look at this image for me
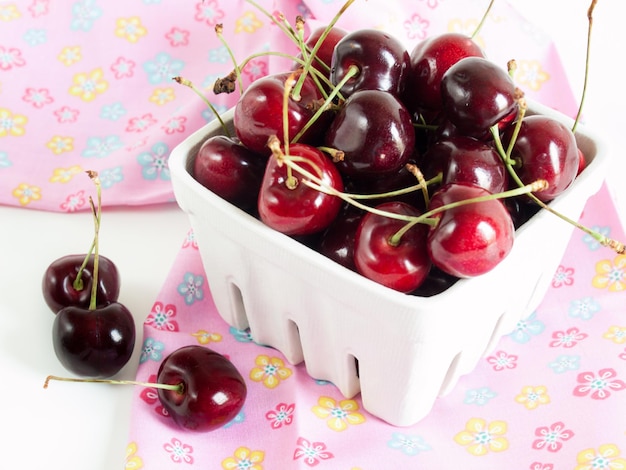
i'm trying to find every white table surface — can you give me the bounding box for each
[1,1,624,469]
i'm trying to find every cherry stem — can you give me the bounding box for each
[173,76,231,138]
[86,171,101,311]
[572,0,597,134]
[214,23,244,94]
[72,237,96,292]
[472,0,495,39]
[43,375,183,394]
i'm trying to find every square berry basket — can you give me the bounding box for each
[169,100,608,426]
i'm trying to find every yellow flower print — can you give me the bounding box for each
[512,60,550,92]
[0,3,21,21]
[191,329,222,345]
[592,255,626,292]
[0,108,27,137]
[12,183,41,206]
[221,446,265,470]
[124,442,143,469]
[514,385,551,410]
[69,68,108,102]
[149,87,175,106]
[603,326,626,345]
[575,443,626,470]
[58,46,82,66]
[46,136,74,155]
[454,417,509,456]
[311,396,366,431]
[249,355,292,389]
[115,17,148,43]
[50,165,82,183]
[235,11,263,34]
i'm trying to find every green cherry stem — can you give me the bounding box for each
[471,0,495,39]
[86,171,102,312]
[173,76,231,138]
[214,23,244,94]
[572,0,597,134]
[72,237,96,292]
[43,375,183,393]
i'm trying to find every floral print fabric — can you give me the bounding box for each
[126,182,626,469]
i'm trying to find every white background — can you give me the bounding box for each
[0,1,623,469]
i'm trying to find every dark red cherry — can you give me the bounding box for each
[405,32,485,113]
[233,71,330,155]
[329,28,410,98]
[324,89,415,178]
[42,254,120,314]
[193,135,266,212]
[427,183,515,278]
[297,25,348,74]
[354,201,431,293]
[157,345,247,432]
[318,204,363,271]
[503,115,579,202]
[440,56,518,139]
[52,301,136,378]
[258,143,344,236]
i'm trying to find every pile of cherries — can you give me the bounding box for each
[192,18,582,295]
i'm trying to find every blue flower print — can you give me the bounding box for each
[100,102,127,121]
[387,432,431,456]
[140,337,165,363]
[143,52,185,84]
[568,296,601,321]
[23,29,47,46]
[81,135,124,158]
[99,166,124,189]
[229,326,254,343]
[201,105,228,123]
[137,142,170,181]
[463,387,497,406]
[177,272,204,305]
[223,409,245,428]
[508,311,545,344]
[207,46,231,64]
[582,226,611,250]
[71,0,103,31]
[0,151,11,169]
[548,354,580,374]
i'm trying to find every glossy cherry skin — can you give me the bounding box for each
[43,254,120,314]
[440,56,518,139]
[405,32,485,113]
[318,204,362,271]
[297,25,348,75]
[52,301,136,378]
[427,183,515,278]
[324,89,416,178]
[421,136,508,194]
[233,72,330,155]
[503,115,579,202]
[258,143,344,236]
[354,201,431,293]
[330,28,410,98]
[193,135,266,212]
[157,345,247,432]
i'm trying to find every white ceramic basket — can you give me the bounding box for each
[169,101,608,426]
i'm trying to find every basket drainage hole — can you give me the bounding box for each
[228,281,250,330]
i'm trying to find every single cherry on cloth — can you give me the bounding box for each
[503,114,580,202]
[52,301,136,378]
[427,182,515,278]
[258,141,344,236]
[354,201,431,293]
[43,253,120,314]
[193,135,266,213]
[157,345,247,432]
[329,28,411,98]
[325,89,416,179]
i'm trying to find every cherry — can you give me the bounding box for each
[440,56,518,139]
[157,345,247,432]
[317,204,362,271]
[404,32,485,114]
[354,201,431,293]
[193,135,266,213]
[52,302,136,378]
[329,28,410,98]
[324,89,416,178]
[503,114,579,202]
[296,25,348,75]
[42,253,120,314]
[258,140,344,236]
[233,71,330,155]
[426,182,515,278]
